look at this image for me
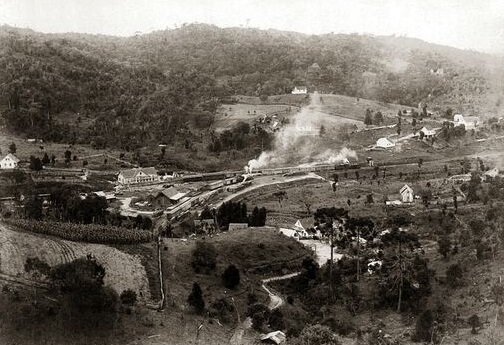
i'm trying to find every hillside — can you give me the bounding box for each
[0,24,502,159]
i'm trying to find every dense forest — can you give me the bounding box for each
[0,24,500,150]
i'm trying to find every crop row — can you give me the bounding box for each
[4,219,153,244]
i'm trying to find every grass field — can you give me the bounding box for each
[0,222,152,303]
[214,103,298,132]
[319,93,415,123]
[161,228,311,314]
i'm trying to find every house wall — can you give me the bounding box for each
[0,158,18,169]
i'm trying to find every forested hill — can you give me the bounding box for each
[0,24,502,150]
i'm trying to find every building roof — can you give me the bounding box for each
[376,137,395,147]
[464,116,480,123]
[194,219,215,226]
[400,184,413,193]
[119,167,158,179]
[158,187,187,201]
[484,168,499,178]
[419,127,436,136]
[228,223,248,230]
[294,220,305,230]
[1,153,20,163]
[260,331,286,344]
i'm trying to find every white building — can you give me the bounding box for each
[418,127,436,139]
[0,153,20,169]
[400,184,414,203]
[117,167,160,185]
[291,86,307,95]
[453,114,480,130]
[376,137,395,149]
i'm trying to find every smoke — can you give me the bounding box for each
[247,92,357,170]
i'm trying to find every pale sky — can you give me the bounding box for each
[1,0,504,54]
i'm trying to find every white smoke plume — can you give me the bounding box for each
[247,92,357,170]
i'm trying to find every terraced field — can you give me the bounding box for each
[0,223,151,302]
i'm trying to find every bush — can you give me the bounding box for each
[446,263,464,288]
[208,298,235,324]
[293,324,341,345]
[120,289,137,306]
[322,311,355,336]
[413,309,434,342]
[191,241,217,273]
[246,303,270,331]
[468,314,481,334]
[187,282,205,314]
[222,264,240,289]
[269,309,285,330]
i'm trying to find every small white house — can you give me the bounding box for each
[0,153,20,169]
[453,114,480,130]
[400,184,414,203]
[376,137,395,149]
[418,127,436,139]
[291,86,307,95]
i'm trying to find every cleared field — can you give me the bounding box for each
[319,93,415,123]
[214,103,297,131]
[0,223,152,302]
[0,129,126,171]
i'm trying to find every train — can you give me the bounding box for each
[178,162,363,184]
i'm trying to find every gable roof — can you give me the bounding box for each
[156,187,187,201]
[119,167,157,179]
[419,127,436,135]
[261,331,286,344]
[464,116,480,123]
[228,223,248,230]
[400,184,413,193]
[1,153,20,163]
[194,219,215,226]
[294,220,305,230]
[376,137,394,147]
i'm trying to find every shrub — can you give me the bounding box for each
[187,282,205,314]
[446,263,464,288]
[191,241,217,273]
[438,235,451,259]
[120,289,137,306]
[413,309,434,342]
[269,309,285,330]
[246,303,270,331]
[222,264,240,289]
[468,314,481,334]
[208,298,235,324]
[293,324,341,345]
[247,292,258,305]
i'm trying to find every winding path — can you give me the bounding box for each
[261,272,300,309]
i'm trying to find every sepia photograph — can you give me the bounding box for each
[0,0,504,344]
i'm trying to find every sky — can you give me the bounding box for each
[1,0,504,54]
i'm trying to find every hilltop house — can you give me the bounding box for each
[291,86,307,95]
[376,137,395,149]
[400,184,414,203]
[117,167,160,185]
[0,154,20,169]
[453,114,480,130]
